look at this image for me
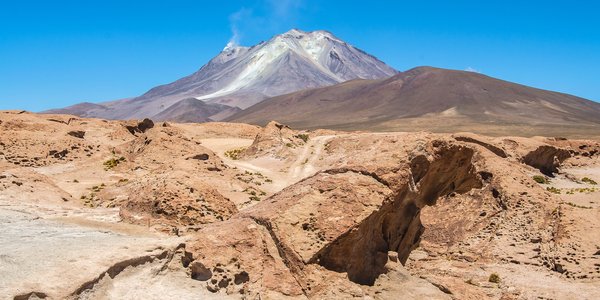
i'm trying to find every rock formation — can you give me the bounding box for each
[1,110,599,299]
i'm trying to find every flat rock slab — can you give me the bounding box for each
[0,199,182,299]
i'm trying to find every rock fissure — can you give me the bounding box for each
[454,136,508,158]
[248,216,310,296]
[13,292,48,300]
[308,145,483,285]
[71,248,170,296]
[322,167,391,187]
[522,145,570,176]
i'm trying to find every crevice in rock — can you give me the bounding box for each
[13,292,48,300]
[522,145,570,176]
[322,168,391,187]
[308,145,483,285]
[454,136,507,158]
[428,281,453,295]
[47,117,76,125]
[249,216,309,297]
[155,243,188,275]
[190,261,213,281]
[410,155,430,184]
[491,187,507,210]
[71,248,170,296]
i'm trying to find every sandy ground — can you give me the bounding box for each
[200,135,335,194]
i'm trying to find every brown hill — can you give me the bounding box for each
[43,101,113,118]
[228,67,600,137]
[151,98,241,123]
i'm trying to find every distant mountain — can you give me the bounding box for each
[44,102,115,118]
[152,98,241,123]
[227,67,600,136]
[47,29,397,120]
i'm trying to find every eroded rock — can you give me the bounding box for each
[119,173,238,230]
[453,134,507,158]
[125,118,155,135]
[242,121,306,159]
[522,145,571,176]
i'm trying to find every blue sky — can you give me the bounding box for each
[1,0,599,111]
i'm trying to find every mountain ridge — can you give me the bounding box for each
[46,29,397,121]
[227,66,600,137]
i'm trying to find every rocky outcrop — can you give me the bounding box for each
[312,144,482,285]
[185,141,484,296]
[453,134,507,158]
[242,121,309,159]
[120,124,227,173]
[522,145,571,176]
[125,118,155,135]
[119,172,238,231]
[3,111,600,299]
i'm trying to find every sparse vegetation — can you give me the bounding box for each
[582,177,598,185]
[81,192,99,208]
[103,156,126,170]
[562,202,592,209]
[488,273,501,283]
[295,134,309,143]
[324,141,332,153]
[73,179,79,183]
[236,175,251,184]
[242,186,267,201]
[546,187,561,194]
[235,170,271,186]
[533,175,549,184]
[564,187,597,194]
[224,147,246,160]
[286,142,294,148]
[91,184,106,193]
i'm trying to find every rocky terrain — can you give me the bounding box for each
[1,110,600,299]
